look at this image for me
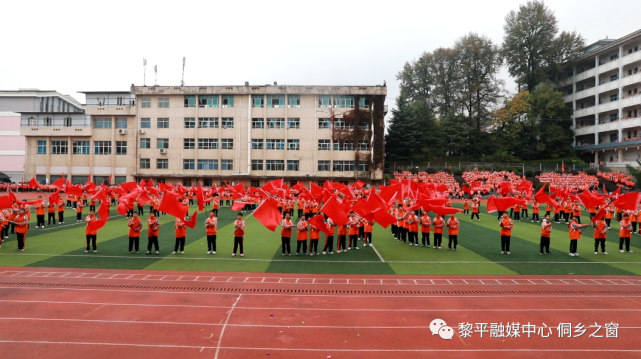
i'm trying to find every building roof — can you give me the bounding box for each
[131,84,387,96]
[578,29,641,59]
[0,89,83,107]
[77,91,134,94]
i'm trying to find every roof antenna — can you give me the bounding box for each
[143,58,147,86]
[181,57,186,86]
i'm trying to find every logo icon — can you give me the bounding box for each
[430,318,453,340]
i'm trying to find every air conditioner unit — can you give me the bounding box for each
[118,129,127,135]
[159,148,167,154]
[138,129,145,134]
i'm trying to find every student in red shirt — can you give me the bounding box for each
[173,217,187,255]
[296,215,309,256]
[12,208,29,251]
[47,199,56,226]
[420,212,431,247]
[593,216,609,255]
[35,197,45,228]
[280,213,294,256]
[232,212,245,257]
[205,210,218,255]
[433,214,444,249]
[309,221,320,255]
[85,210,99,253]
[347,212,360,250]
[499,212,513,254]
[337,223,347,253]
[446,213,460,251]
[619,214,633,253]
[127,212,143,253]
[568,216,588,256]
[363,218,373,247]
[322,216,335,255]
[146,212,160,255]
[540,214,552,255]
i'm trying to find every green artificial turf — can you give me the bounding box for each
[1,204,640,275]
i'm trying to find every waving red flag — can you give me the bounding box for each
[320,196,349,225]
[52,177,66,190]
[253,197,281,232]
[612,192,641,211]
[48,188,61,206]
[65,184,83,197]
[231,201,248,211]
[0,195,12,209]
[367,193,389,213]
[353,180,365,189]
[308,214,332,236]
[195,183,206,211]
[184,210,198,229]
[137,191,152,206]
[610,187,621,198]
[426,205,464,216]
[373,209,396,228]
[87,201,110,232]
[159,182,174,192]
[310,182,326,201]
[28,177,41,189]
[577,191,605,209]
[351,198,373,218]
[591,206,607,223]
[158,193,188,219]
[516,180,533,192]
[533,186,558,208]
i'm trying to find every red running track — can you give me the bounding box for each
[0,266,640,359]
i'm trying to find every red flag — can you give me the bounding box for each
[252,197,281,232]
[87,201,110,232]
[231,201,248,211]
[307,214,331,236]
[470,181,482,188]
[65,184,83,197]
[8,189,17,204]
[499,182,512,196]
[146,178,154,187]
[86,174,92,184]
[379,184,400,203]
[52,177,66,189]
[0,195,12,209]
[435,184,449,193]
[120,181,138,193]
[184,210,198,229]
[116,201,128,216]
[158,193,188,219]
[159,182,174,192]
[28,177,41,189]
[320,196,349,225]
[108,173,113,184]
[610,187,621,198]
[339,186,354,201]
[367,193,389,213]
[577,191,605,209]
[373,209,396,228]
[426,205,464,216]
[534,186,558,208]
[323,180,333,191]
[516,180,532,192]
[310,182,326,201]
[351,198,373,217]
[612,192,641,211]
[48,189,61,206]
[195,183,206,211]
[353,180,365,189]
[139,179,146,188]
[591,206,607,223]
[137,191,152,206]
[92,188,107,202]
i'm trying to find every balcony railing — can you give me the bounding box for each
[21,118,91,127]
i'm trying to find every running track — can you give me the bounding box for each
[0,267,640,358]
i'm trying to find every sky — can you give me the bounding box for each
[1,0,640,124]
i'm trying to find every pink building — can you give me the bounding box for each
[0,112,25,183]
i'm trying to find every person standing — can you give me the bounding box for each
[127,212,142,253]
[296,215,309,256]
[572,201,582,224]
[212,196,219,217]
[84,210,98,253]
[605,203,614,228]
[396,205,407,243]
[322,216,335,255]
[280,213,294,256]
[76,200,84,222]
[57,199,66,224]
[406,210,419,247]
[0,210,5,248]
[89,197,96,212]
[531,200,540,223]
[173,216,186,255]
[363,218,373,247]
[309,222,320,255]
[12,208,29,251]
[471,201,480,221]
[433,214,444,249]
[205,210,218,255]
[47,199,56,226]
[137,199,144,216]
[337,223,347,253]
[347,212,360,250]
[629,209,638,235]
[446,213,459,251]
[463,200,470,215]
[146,212,160,255]
[593,216,609,255]
[232,212,245,257]
[568,215,588,256]
[420,211,431,247]
[522,199,529,219]
[619,214,633,253]
[34,197,45,228]
[540,214,552,255]
[499,212,514,254]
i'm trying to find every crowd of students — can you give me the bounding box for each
[536,172,599,191]
[598,171,635,189]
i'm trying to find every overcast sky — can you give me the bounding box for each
[2,0,640,123]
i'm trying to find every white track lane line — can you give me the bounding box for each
[214,294,241,359]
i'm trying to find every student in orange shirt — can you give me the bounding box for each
[35,197,46,228]
[593,216,609,255]
[337,223,347,253]
[363,218,373,247]
[280,213,294,256]
[173,216,187,255]
[1,209,9,241]
[296,215,309,256]
[47,199,56,226]
[420,212,431,247]
[212,195,220,217]
[146,212,160,255]
[446,213,459,251]
[568,215,588,256]
[396,205,407,243]
[619,214,633,253]
[309,221,320,255]
[11,208,29,251]
[205,210,218,255]
[85,210,99,253]
[499,212,514,254]
[75,200,84,222]
[531,199,540,223]
[604,204,614,228]
[433,214,444,249]
[471,202,480,221]
[463,200,470,215]
[127,212,143,253]
[322,216,335,255]
[540,214,552,255]
[232,212,245,257]
[347,212,360,250]
[57,199,66,224]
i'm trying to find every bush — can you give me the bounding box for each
[535,170,542,176]
[570,170,579,175]
[441,168,453,174]
[425,167,437,174]
[525,170,534,177]
[452,169,463,176]
[586,168,597,176]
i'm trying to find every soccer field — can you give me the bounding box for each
[2,204,640,276]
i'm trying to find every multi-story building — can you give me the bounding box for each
[557,30,641,171]
[0,89,83,183]
[22,84,387,186]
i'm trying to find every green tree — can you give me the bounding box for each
[409,99,444,159]
[385,94,423,162]
[529,82,574,158]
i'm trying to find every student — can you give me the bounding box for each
[568,215,588,256]
[322,216,335,255]
[572,201,582,224]
[363,218,373,247]
[137,199,144,216]
[57,199,66,224]
[11,208,29,251]
[309,222,320,255]
[499,212,513,254]
[0,210,5,248]
[605,203,614,228]
[34,197,45,228]
[146,212,160,255]
[280,213,294,256]
[619,214,633,253]
[173,216,186,255]
[629,209,638,235]
[337,223,347,253]
[540,214,552,255]
[420,211,431,247]
[347,212,360,250]
[205,210,218,255]
[545,203,552,217]
[433,214,444,249]
[531,200,540,223]
[47,199,56,226]
[127,212,143,253]
[76,200,84,222]
[513,204,521,222]
[446,213,459,251]
[521,199,529,219]
[212,195,219,217]
[471,201,480,221]
[89,197,96,212]
[593,216,609,255]
[232,212,245,257]
[406,210,419,246]
[296,215,309,256]
[396,205,407,243]
[463,200,470,215]
[84,210,98,253]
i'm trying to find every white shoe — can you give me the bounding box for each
[172,251,177,254]
[569,253,575,256]
[84,250,89,253]
[329,252,334,254]
[355,247,359,250]
[501,251,504,254]
[155,251,160,255]
[212,251,216,254]
[621,250,624,253]
[575,253,579,256]
[240,254,244,257]
[595,252,598,255]
[438,246,441,249]
[322,251,326,255]
[603,252,608,255]
[232,253,236,257]
[207,251,211,254]
[93,250,97,253]
[180,251,184,254]
[507,251,511,254]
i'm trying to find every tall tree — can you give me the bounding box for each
[529,82,574,158]
[396,53,434,103]
[385,94,423,163]
[429,47,461,117]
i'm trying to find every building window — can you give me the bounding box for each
[72,141,90,154]
[141,118,151,128]
[318,160,331,171]
[610,74,619,82]
[334,140,354,151]
[198,117,219,128]
[141,98,151,108]
[358,162,369,172]
[183,179,192,186]
[184,138,195,149]
[267,95,285,108]
[360,122,370,130]
[140,138,151,148]
[115,118,127,128]
[252,139,264,150]
[204,179,212,187]
[199,95,219,108]
[221,138,233,150]
[266,139,285,150]
[198,159,218,170]
[157,118,169,128]
[610,94,618,102]
[287,139,300,150]
[114,141,126,155]
[116,97,123,106]
[358,96,370,109]
[319,95,331,108]
[184,95,196,107]
[184,117,196,128]
[358,140,370,151]
[198,138,218,149]
[252,118,264,129]
[183,159,195,170]
[287,160,299,171]
[94,118,111,128]
[221,117,234,129]
[159,97,170,108]
[610,114,617,122]
[63,117,72,127]
[334,95,354,108]
[221,159,233,170]
[318,139,331,150]
[157,159,169,169]
[222,95,234,107]
[318,118,331,129]
[266,160,285,171]
[94,141,112,155]
[140,158,150,169]
[251,180,260,187]
[288,95,300,108]
[157,138,169,149]
[51,140,68,155]
[333,160,354,172]
[252,95,264,108]
[334,118,353,129]
[251,160,263,170]
[37,140,47,154]
[267,118,285,129]
[44,117,52,126]
[287,118,300,129]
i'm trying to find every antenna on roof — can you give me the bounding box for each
[154,65,158,86]
[143,58,147,86]
[181,57,186,86]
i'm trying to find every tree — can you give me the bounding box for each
[396,53,434,103]
[429,47,461,117]
[529,82,574,158]
[409,99,444,159]
[385,94,423,162]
